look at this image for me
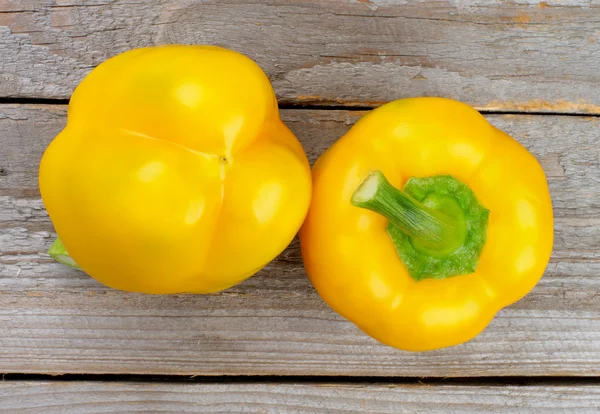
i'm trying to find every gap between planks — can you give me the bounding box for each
[2,373,600,386]
[2,97,600,117]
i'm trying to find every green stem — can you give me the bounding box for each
[48,238,80,270]
[351,171,462,253]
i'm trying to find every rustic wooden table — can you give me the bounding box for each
[1,0,600,412]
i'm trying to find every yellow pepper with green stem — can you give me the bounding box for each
[300,97,553,351]
[39,45,312,294]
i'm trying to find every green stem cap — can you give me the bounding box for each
[48,238,80,270]
[351,171,489,281]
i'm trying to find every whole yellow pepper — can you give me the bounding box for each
[40,45,311,294]
[300,98,553,351]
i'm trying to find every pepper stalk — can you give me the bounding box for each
[351,170,489,281]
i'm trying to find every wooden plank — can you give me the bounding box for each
[0,104,599,376]
[1,1,600,113]
[1,381,599,413]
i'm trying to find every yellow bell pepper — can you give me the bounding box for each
[300,97,553,351]
[39,45,311,294]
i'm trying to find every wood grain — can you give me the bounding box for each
[2,381,600,413]
[1,105,599,376]
[1,1,600,113]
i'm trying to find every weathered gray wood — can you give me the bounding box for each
[2,381,600,413]
[0,105,599,376]
[1,1,600,113]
